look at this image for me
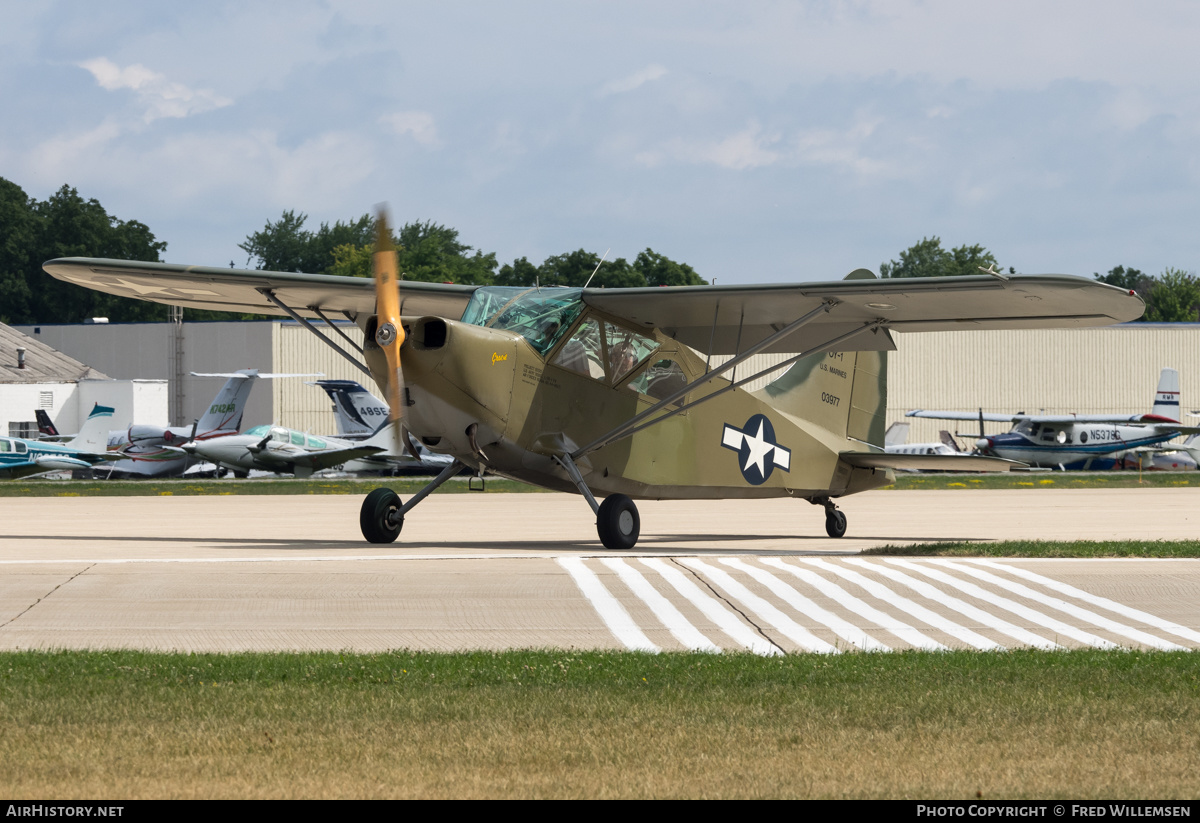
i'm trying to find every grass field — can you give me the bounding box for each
[866,539,1200,557]
[3,470,1198,497]
[1,648,1197,799]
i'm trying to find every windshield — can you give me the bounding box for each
[460,286,584,356]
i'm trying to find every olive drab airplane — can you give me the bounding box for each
[907,367,1200,470]
[44,217,1144,548]
[0,403,116,479]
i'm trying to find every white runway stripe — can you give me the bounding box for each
[964,559,1200,646]
[884,559,1118,649]
[679,559,839,653]
[797,558,1002,650]
[845,559,1062,650]
[639,558,781,655]
[719,558,891,651]
[929,559,1186,651]
[761,558,948,651]
[556,557,659,652]
[599,558,721,653]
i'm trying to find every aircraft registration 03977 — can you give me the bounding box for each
[44,228,1144,548]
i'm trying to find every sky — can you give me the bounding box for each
[3,1,1199,284]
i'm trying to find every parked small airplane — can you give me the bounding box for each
[182,422,403,478]
[882,421,975,471]
[0,403,117,479]
[98,369,288,478]
[310,378,458,474]
[907,368,1200,470]
[44,215,1144,546]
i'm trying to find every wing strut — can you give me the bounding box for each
[570,299,844,459]
[311,306,364,354]
[258,288,371,377]
[574,318,888,458]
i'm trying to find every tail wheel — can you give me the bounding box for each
[825,509,847,538]
[361,488,402,543]
[597,494,640,550]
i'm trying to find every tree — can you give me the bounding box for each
[239,211,374,273]
[879,236,1000,278]
[1145,268,1200,323]
[0,178,35,324]
[28,184,169,323]
[634,248,706,287]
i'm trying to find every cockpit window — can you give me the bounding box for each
[460,286,585,356]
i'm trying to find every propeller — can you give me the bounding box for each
[373,206,406,442]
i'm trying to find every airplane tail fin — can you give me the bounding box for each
[1152,367,1181,421]
[884,421,909,447]
[193,370,260,435]
[939,430,961,452]
[35,409,59,437]
[66,404,115,453]
[309,379,389,438]
[762,270,889,445]
[762,345,888,445]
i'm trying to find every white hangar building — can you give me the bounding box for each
[0,323,165,438]
[15,318,1200,447]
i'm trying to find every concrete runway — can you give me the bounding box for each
[1,488,1198,653]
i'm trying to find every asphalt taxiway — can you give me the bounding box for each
[1,488,1197,653]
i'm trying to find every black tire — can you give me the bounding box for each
[825,509,847,538]
[233,470,249,479]
[597,494,640,550]
[361,488,403,544]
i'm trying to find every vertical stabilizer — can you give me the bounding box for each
[1153,367,1181,421]
[311,380,389,438]
[195,370,259,435]
[66,404,115,453]
[762,270,890,446]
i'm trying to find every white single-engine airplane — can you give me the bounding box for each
[44,220,1144,547]
[907,368,1199,470]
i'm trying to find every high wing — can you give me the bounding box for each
[44,259,1143,355]
[582,269,1144,353]
[908,409,1200,433]
[42,258,477,321]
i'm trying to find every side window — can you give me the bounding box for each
[15,441,27,454]
[552,317,607,380]
[605,326,658,384]
[627,357,688,402]
[0,440,9,453]
[290,430,306,447]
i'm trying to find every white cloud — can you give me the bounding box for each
[598,64,668,97]
[381,111,439,147]
[79,57,232,122]
[638,121,782,170]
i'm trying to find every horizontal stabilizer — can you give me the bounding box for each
[839,451,1025,472]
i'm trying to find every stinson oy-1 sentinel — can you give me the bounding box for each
[45,215,1143,548]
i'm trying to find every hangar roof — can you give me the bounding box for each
[0,323,109,384]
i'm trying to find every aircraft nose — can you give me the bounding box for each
[975,437,992,451]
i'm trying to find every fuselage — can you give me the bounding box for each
[977,420,1181,469]
[369,286,891,501]
[0,436,109,478]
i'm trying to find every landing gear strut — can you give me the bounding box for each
[811,496,847,538]
[555,453,641,550]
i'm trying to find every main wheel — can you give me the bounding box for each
[361,488,403,544]
[825,509,847,538]
[596,494,640,550]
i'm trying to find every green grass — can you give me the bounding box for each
[1,649,1197,799]
[888,471,1200,490]
[864,539,1200,557]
